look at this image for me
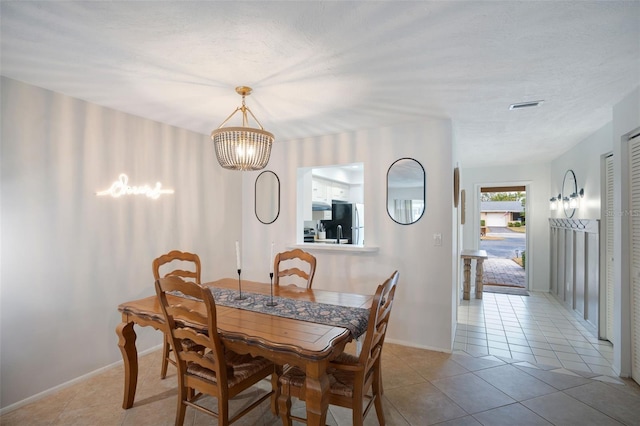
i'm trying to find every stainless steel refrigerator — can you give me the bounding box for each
[321,202,364,245]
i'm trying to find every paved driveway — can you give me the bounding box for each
[480,227,526,258]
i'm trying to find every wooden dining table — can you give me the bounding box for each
[116,277,372,426]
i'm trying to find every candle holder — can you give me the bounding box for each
[235,269,247,300]
[265,272,277,307]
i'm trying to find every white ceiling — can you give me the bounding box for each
[1,1,638,167]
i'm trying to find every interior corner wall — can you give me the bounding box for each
[0,77,242,409]
[240,119,455,353]
[460,163,551,292]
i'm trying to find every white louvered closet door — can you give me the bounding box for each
[605,155,614,341]
[630,135,640,384]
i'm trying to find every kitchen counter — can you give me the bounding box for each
[310,239,349,244]
[292,243,379,253]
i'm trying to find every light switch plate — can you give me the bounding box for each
[434,233,442,246]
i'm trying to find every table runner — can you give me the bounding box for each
[208,287,370,339]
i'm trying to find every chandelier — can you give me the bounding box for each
[211,86,274,171]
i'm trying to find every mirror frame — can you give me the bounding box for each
[386,157,426,225]
[562,169,577,218]
[453,167,460,207]
[254,170,280,224]
[461,189,466,225]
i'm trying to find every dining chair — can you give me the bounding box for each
[155,276,276,426]
[273,248,317,288]
[152,250,202,379]
[277,270,399,426]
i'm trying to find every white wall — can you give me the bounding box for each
[550,122,612,220]
[240,120,455,352]
[0,78,242,409]
[460,163,551,292]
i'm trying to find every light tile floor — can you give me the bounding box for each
[456,291,616,377]
[2,292,639,425]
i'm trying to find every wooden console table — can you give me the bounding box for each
[461,249,488,300]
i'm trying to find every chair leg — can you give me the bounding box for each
[161,336,171,379]
[373,362,385,424]
[218,398,229,426]
[278,392,293,426]
[186,387,195,402]
[352,398,364,426]
[375,359,384,395]
[373,395,385,425]
[175,385,187,426]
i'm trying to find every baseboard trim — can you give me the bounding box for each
[0,344,162,415]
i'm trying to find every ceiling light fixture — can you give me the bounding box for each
[211,86,274,171]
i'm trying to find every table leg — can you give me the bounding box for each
[304,361,330,426]
[271,364,283,416]
[116,321,138,409]
[463,258,471,300]
[475,259,484,299]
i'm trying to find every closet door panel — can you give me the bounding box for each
[564,229,574,309]
[586,232,599,328]
[575,232,586,317]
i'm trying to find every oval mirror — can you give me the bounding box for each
[562,169,577,218]
[387,158,426,224]
[255,171,280,224]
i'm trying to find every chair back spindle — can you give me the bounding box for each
[273,249,317,288]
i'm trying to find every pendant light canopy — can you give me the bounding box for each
[211,86,274,171]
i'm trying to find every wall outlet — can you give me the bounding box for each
[434,233,442,246]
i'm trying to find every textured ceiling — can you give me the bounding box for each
[1,1,639,167]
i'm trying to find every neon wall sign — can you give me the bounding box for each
[96,174,174,199]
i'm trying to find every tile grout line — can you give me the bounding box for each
[456,291,616,378]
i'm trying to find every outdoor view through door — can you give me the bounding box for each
[479,186,528,295]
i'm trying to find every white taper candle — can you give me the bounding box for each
[269,242,274,274]
[235,241,241,270]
